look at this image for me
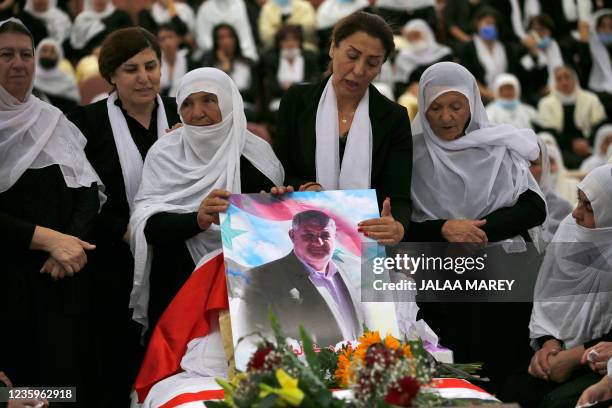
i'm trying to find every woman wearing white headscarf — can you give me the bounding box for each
[316,0,368,31]
[70,0,132,57]
[579,10,612,96]
[33,38,80,112]
[580,124,612,173]
[23,0,72,44]
[129,67,284,333]
[0,18,102,402]
[138,0,195,37]
[537,65,606,169]
[538,131,580,206]
[510,164,612,408]
[486,73,538,129]
[410,61,547,393]
[528,136,573,252]
[394,19,452,88]
[195,0,258,62]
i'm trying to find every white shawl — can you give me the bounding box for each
[0,18,101,197]
[411,62,544,225]
[376,0,434,11]
[160,48,189,98]
[530,164,612,349]
[152,1,196,32]
[24,0,72,43]
[315,76,372,190]
[485,73,538,129]
[473,35,508,88]
[129,68,284,328]
[395,19,451,84]
[580,124,612,173]
[34,39,80,103]
[588,9,612,93]
[315,0,368,30]
[106,92,169,212]
[70,0,115,50]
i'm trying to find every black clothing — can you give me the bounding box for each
[144,156,275,332]
[262,48,320,105]
[15,11,49,46]
[34,89,78,114]
[0,165,99,407]
[67,96,180,407]
[443,0,485,52]
[274,77,413,237]
[373,5,437,34]
[76,9,133,58]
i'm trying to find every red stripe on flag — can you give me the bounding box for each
[159,389,225,408]
[430,378,490,393]
[135,253,229,403]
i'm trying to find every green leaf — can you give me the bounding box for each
[299,325,321,375]
[257,393,279,408]
[204,401,230,408]
[268,310,286,346]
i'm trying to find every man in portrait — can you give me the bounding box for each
[239,210,364,346]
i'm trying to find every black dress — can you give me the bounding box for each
[410,190,547,395]
[67,96,180,408]
[144,158,275,333]
[0,165,99,407]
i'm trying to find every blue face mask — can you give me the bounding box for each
[598,32,612,46]
[479,25,498,41]
[337,0,354,3]
[538,36,552,50]
[497,99,519,110]
[274,0,290,6]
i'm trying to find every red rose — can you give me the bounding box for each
[384,376,420,406]
[247,345,274,371]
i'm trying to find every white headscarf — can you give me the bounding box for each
[411,62,544,235]
[195,0,258,62]
[530,164,612,349]
[315,76,372,190]
[486,73,537,129]
[0,19,102,197]
[529,137,573,251]
[394,19,452,84]
[70,0,116,50]
[152,1,195,32]
[129,68,284,328]
[315,0,368,30]
[473,35,508,88]
[539,131,580,205]
[24,0,72,43]
[588,9,612,93]
[34,38,80,102]
[580,124,612,173]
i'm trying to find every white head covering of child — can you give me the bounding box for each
[34,38,80,102]
[411,62,544,229]
[129,67,284,329]
[530,164,612,349]
[0,19,102,198]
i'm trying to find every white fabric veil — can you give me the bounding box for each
[588,9,612,93]
[129,68,284,329]
[34,38,80,102]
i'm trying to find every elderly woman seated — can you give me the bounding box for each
[504,164,612,407]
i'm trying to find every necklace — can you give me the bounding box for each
[340,110,355,124]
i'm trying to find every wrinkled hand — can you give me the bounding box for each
[298,182,323,192]
[269,185,294,195]
[577,376,612,407]
[358,197,404,245]
[441,219,487,243]
[198,189,231,230]
[581,342,612,375]
[572,138,592,157]
[528,339,562,380]
[41,256,72,280]
[38,228,95,275]
[165,122,183,133]
[547,346,583,383]
[8,398,49,408]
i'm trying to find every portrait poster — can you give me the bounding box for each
[219,189,399,370]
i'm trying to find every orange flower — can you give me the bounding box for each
[383,334,400,350]
[354,331,381,361]
[334,347,354,387]
[401,344,412,358]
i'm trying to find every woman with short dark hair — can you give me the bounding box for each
[67,26,180,407]
[275,11,412,245]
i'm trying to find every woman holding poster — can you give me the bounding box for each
[274,11,412,246]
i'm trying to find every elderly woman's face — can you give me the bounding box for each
[425,91,471,141]
[554,68,576,95]
[572,189,596,228]
[180,91,222,126]
[329,31,385,101]
[110,48,161,106]
[0,32,34,102]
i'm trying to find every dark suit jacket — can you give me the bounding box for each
[241,251,362,347]
[274,78,413,238]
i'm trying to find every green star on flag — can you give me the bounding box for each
[221,215,247,250]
